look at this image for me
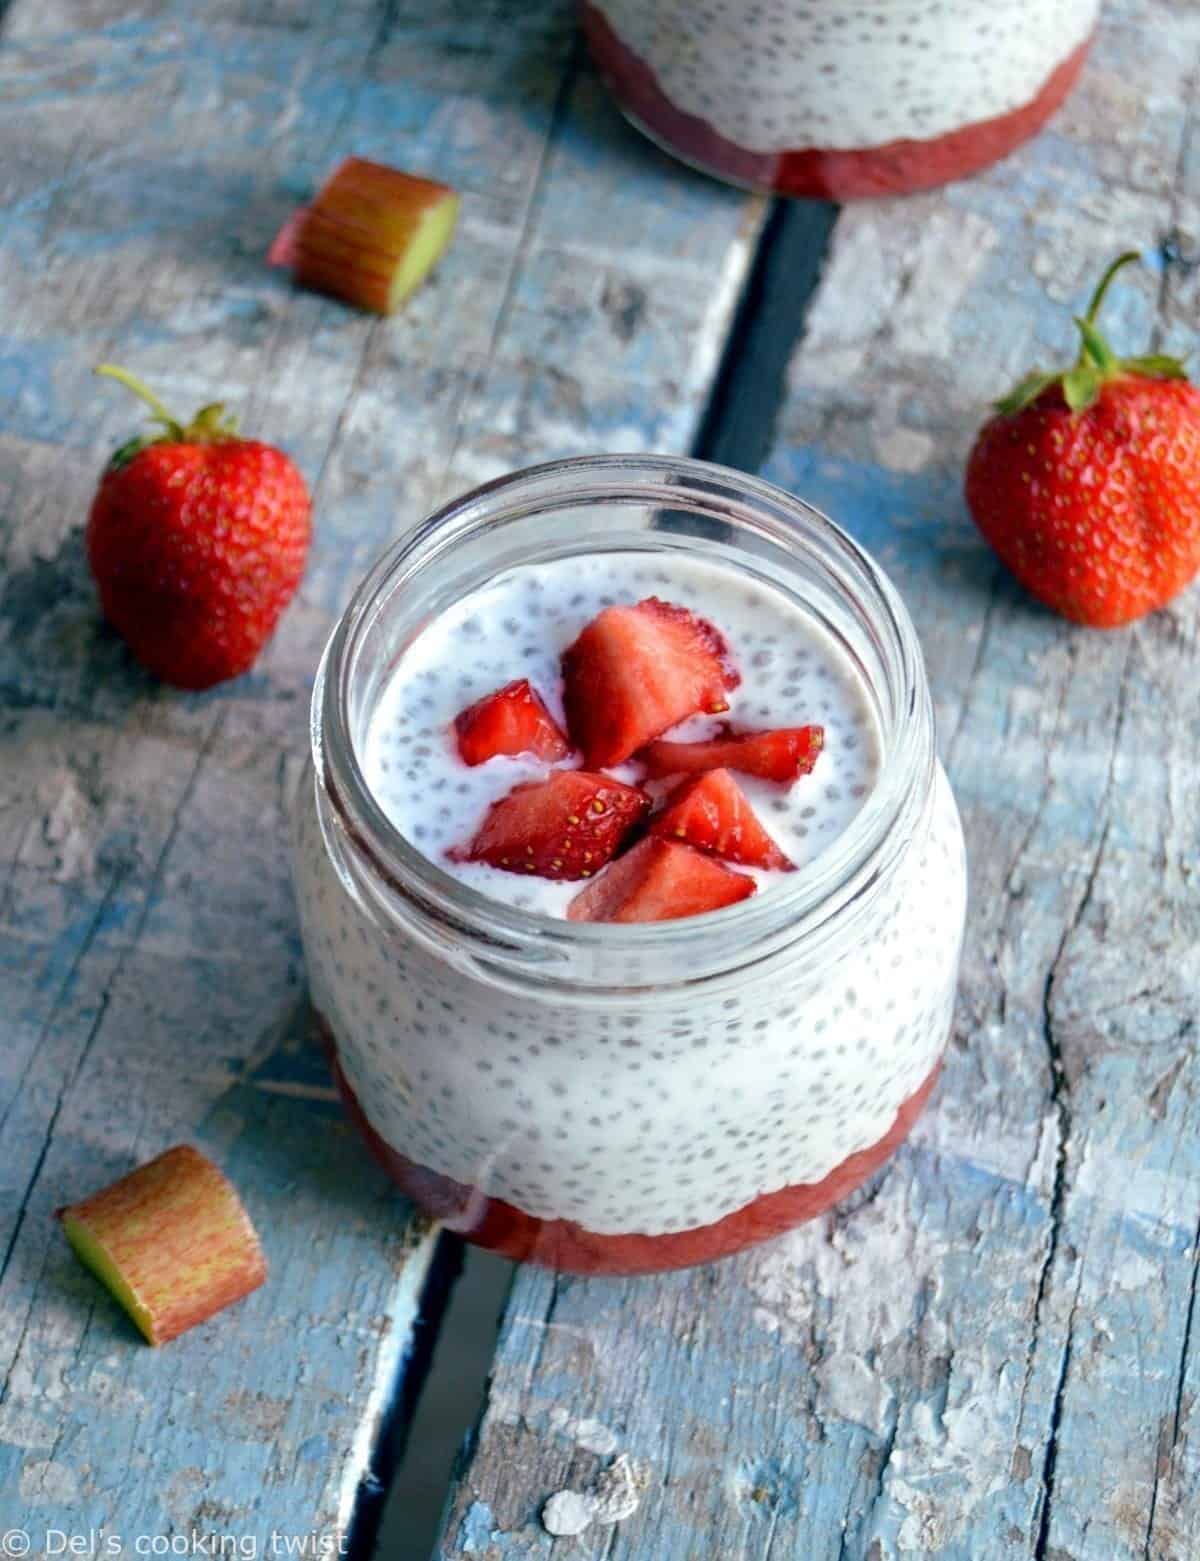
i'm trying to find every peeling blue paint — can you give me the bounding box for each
[455,1500,498,1554]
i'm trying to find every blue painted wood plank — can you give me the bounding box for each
[0,0,762,1547]
[432,3,1200,1557]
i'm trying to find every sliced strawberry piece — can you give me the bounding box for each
[649,768,794,870]
[561,597,739,768]
[568,837,756,923]
[454,678,570,766]
[448,770,648,881]
[639,724,824,784]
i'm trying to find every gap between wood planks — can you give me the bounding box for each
[357,192,839,1561]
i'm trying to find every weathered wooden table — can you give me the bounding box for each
[2,2,1197,1556]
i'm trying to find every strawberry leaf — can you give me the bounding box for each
[1121,353,1190,381]
[1074,315,1117,373]
[1063,364,1102,413]
[192,403,239,437]
[107,436,152,472]
[995,371,1060,416]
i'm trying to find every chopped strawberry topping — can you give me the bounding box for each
[453,678,570,767]
[448,770,649,881]
[568,837,756,923]
[561,597,739,768]
[649,768,794,870]
[639,724,824,784]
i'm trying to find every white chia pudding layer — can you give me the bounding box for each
[292,549,968,1237]
[594,0,1098,152]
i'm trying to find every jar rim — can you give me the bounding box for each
[315,454,935,990]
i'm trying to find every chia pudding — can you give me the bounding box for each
[291,457,968,1273]
[582,0,1099,199]
[363,553,879,914]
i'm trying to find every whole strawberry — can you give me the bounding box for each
[966,252,1200,628]
[87,366,311,688]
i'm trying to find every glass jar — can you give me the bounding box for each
[582,0,1099,199]
[291,456,967,1274]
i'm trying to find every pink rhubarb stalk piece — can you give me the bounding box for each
[57,1144,267,1346]
[272,156,460,315]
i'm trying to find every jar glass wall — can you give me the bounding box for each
[291,456,968,1273]
[582,0,1099,199]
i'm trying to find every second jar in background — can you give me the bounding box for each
[583,0,1100,199]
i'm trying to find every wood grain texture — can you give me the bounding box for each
[433,5,1200,1558]
[0,0,762,1546]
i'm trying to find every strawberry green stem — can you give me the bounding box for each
[1074,316,1116,373]
[95,363,184,438]
[995,251,1189,417]
[1083,250,1141,326]
[1069,250,1140,379]
[95,365,239,469]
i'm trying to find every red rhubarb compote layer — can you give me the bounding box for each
[328,1037,941,1274]
[582,1,1097,199]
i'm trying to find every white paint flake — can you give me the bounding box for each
[541,1454,649,1537]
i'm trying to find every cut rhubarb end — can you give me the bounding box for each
[57,1145,267,1347]
[288,156,460,315]
[266,207,308,268]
